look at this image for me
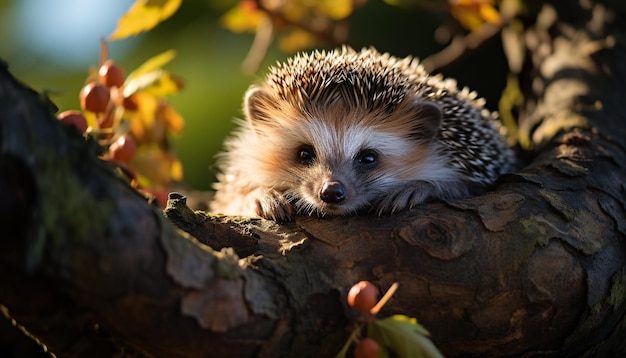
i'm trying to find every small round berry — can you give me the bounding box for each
[347,281,379,313]
[99,60,125,88]
[57,110,88,133]
[354,337,380,358]
[108,134,136,163]
[122,94,139,111]
[80,82,110,113]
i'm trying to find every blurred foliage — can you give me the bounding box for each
[52,1,187,208]
[449,0,503,30]
[110,0,182,39]
[0,0,510,191]
[221,0,360,53]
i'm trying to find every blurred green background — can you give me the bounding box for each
[0,0,507,191]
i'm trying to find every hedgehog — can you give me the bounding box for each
[210,46,516,221]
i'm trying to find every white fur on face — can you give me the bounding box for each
[276,119,412,214]
[291,119,414,165]
[217,110,464,217]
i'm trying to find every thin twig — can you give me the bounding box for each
[369,282,398,315]
[241,17,274,74]
[421,21,505,73]
[242,0,344,73]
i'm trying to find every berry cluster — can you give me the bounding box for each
[341,281,443,358]
[55,43,184,208]
[57,59,137,164]
[345,281,387,358]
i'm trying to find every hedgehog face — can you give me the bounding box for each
[243,86,444,217]
[286,120,417,216]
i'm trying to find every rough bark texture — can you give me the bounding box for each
[1,0,626,357]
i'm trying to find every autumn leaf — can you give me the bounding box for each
[278,28,319,53]
[317,0,353,20]
[221,0,266,33]
[125,70,184,98]
[128,93,157,143]
[449,0,503,30]
[110,0,182,40]
[123,50,178,97]
[170,156,184,181]
[132,145,183,188]
[129,49,177,80]
[157,102,184,134]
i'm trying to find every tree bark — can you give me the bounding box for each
[1,0,626,357]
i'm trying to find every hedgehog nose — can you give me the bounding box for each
[320,181,346,204]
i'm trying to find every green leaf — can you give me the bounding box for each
[335,337,351,358]
[335,326,359,358]
[367,315,445,358]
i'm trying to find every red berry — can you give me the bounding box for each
[109,134,136,163]
[122,94,139,111]
[347,281,379,313]
[99,60,125,88]
[57,110,88,133]
[354,338,380,358]
[80,82,110,113]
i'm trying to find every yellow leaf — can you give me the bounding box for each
[110,0,182,40]
[157,102,185,134]
[478,3,503,26]
[83,111,99,131]
[449,0,502,30]
[317,0,352,20]
[125,49,177,89]
[170,157,184,181]
[125,70,183,98]
[147,72,183,97]
[450,7,483,30]
[278,29,318,53]
[220,1,266,33]
[132,145,175,187]
[129,92,159,142]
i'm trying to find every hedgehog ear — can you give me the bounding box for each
[244,87,275,125]
[409,101,442,140]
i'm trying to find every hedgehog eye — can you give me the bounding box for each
[297,145,316,166]
[356,150,377,167]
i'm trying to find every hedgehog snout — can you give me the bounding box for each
[319,181,346,204]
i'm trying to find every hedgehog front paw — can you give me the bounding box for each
[372,183,436,215]
[254,190,295,222]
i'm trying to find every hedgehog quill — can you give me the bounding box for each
[210,47,516,221]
